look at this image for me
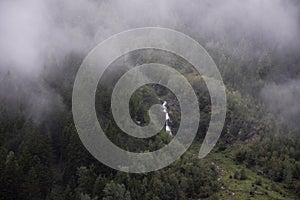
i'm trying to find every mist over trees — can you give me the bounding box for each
[0,0,299,126]
[0,0,300,199]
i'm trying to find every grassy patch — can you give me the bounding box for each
[200,146,298,200]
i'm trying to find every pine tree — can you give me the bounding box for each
[0,151,20,200]
[76,166,96,197]
[102,181,131,200]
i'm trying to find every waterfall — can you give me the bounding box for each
[162,101,173,136]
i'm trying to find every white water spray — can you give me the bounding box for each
[162,100,173,136]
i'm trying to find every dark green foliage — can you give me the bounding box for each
[240,169,247,180]
[0,30,299,200]
[102,181,131,200]
[0,151,20,200]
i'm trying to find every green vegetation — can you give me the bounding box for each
[207,146,299,199]
[0,7,300,199]
[0,46,299,199]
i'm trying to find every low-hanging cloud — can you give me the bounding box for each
[0,0,299,122]
[261,79,300,130]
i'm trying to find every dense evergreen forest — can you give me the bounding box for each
[0,0,300,199]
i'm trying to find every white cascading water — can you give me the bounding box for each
[162,101,173,136]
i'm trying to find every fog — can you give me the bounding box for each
[0,0,299,125]
[261,79,300,130]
